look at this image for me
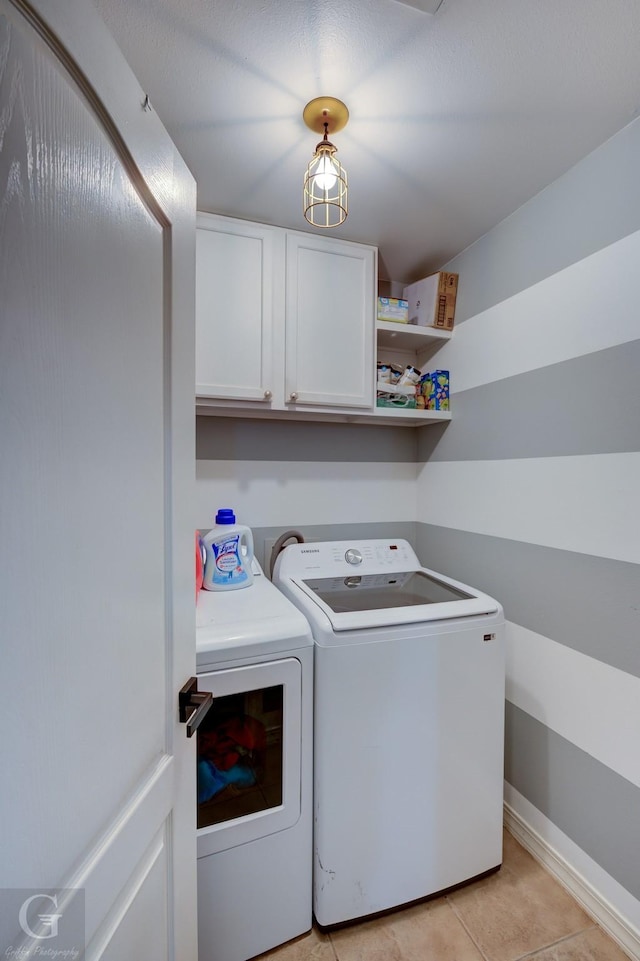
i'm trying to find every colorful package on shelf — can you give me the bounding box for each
[419,370,450,410]
[377,297,409,324]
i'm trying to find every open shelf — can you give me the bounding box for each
[196,401,451,427]
[372,406,451,425]
[375,321,452,424]
[376,321,452,351]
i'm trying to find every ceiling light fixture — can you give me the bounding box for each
[303,97,348,228]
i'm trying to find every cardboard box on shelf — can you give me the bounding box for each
[377,297,409,324]
[402,272,458,330]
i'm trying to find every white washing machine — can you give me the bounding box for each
[195,560,313,961]
[273,538,505,927]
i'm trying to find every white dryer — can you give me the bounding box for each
[195,561,313,961]
[273,539,505,927]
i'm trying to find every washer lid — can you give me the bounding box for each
[196,565,312,664]
[273,538,500,632]
[288,568,499,632]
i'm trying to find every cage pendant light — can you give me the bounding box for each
[302,97,348,228]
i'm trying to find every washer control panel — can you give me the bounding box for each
[278,538,419,576]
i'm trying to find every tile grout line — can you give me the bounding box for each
[446,889,598,961]
[327,930,340,961]
[445,896,492,961]
[513,924,599,961]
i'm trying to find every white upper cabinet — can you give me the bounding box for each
[285,233,375,409]
[196,213,376,417]
[196,214,275,402]
[195,213,450,425]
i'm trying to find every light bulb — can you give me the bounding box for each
[315,154,337,190]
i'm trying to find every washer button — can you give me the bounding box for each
[345,548,363,565]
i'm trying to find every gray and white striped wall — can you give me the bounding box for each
[418,116,640,955]
[195,115,640,956]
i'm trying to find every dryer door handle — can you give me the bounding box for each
[178,677,213,737]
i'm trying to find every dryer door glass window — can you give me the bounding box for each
[198,685,283,830]
[196,657,303,857]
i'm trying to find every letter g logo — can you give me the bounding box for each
[18,893,63,939]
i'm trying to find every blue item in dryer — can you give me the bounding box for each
[198,758,256,803]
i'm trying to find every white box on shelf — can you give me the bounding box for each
[403,272,458,330]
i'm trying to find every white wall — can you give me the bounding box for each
[195,418,419,570]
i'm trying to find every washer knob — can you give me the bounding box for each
[345,548,362,566]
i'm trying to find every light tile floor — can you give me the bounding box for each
[257,832,629,961]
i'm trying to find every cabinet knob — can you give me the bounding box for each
[289,391,298,402]
[263,389,272,401]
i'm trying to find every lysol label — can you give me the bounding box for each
[212,535,247,583]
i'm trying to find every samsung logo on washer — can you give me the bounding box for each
[301,548,320,554]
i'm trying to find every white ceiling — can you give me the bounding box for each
[94,0,640,283]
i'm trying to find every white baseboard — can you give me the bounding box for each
[504,801,640,961]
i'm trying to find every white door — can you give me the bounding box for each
[284,232,376,409]
[0,2,197,959]
[195,215,276,403]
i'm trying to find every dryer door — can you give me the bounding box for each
[196,657,302,857]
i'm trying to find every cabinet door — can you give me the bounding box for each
[196,215,274,402]
[285,233,375,409]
